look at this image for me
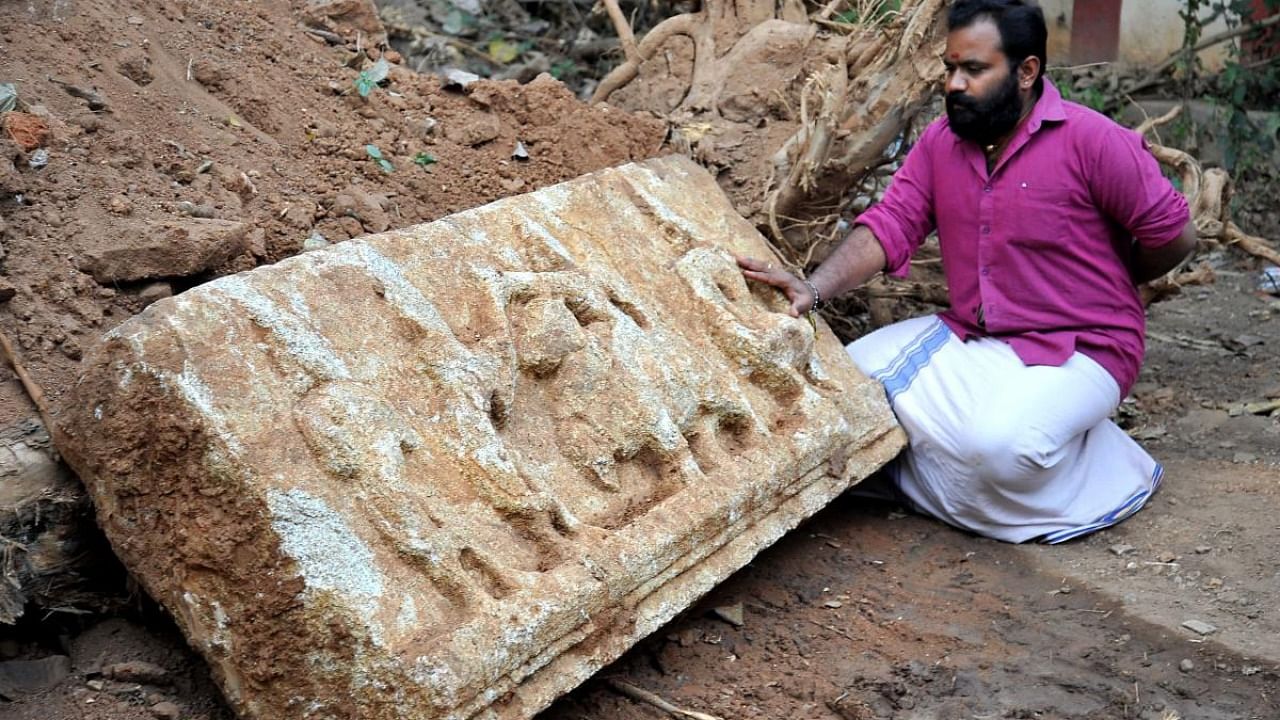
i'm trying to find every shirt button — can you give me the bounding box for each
[984,186,992,193]
[981,225,991,234]
[981,267,990,276]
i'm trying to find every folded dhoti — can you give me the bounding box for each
[846,315,1162,543]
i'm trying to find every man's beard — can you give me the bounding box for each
[945,70,1024,146]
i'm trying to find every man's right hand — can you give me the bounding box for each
[736,255,813,318]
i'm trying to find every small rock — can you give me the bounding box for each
[107,195,134,216]
[1242,665,1261,676]
[512,141,529,160]
[302,231,329,252]
[1179,658,1194,672]
[137,282,173,308]
[443,113,501,147]
[1,111,51,151]
[1194,545,1212,554]
[1232,452,1257,464]
[60,338,82,361]
[87,678,105,691]
[150,700,181,720]
[1181,619,1217,636]
[823,600,844,609]
[78,219,249,283]
[711,603,744,628]
[1155,550,1178,563]
[1109,544,1135,556]
[126,15,144,25]
[0,280,16,303]
[175,200,216,219]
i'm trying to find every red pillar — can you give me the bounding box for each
[1244,0,1278,61]
[1071,0,1123,64]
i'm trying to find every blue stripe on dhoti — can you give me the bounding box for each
[872,319,951,403]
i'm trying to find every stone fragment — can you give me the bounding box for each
[1181,619,1217,636]
[77,219,248,283]
[444,112,501,146]
[54,156,902,720]
[150,701,182,720]
[712,603,744,627]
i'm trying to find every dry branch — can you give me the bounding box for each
[1136,104,1280,288]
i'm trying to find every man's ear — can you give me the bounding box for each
[1018,56,1041,90]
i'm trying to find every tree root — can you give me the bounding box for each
[593,0,947,259]
[1138,105,1280,278]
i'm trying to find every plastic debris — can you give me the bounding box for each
[27,148,49,169]
[512,141,529,160]
[0,83,17,113]
[1257,266,1280,296]
[440,68,480,89]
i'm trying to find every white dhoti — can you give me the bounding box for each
[846,315,1162,543]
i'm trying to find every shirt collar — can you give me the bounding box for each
[1027,76,1067,134]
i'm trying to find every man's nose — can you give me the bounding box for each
[945,72,966,94]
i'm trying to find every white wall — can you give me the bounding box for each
[1035,0,1235,71]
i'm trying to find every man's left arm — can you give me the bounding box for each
[1131,220,1197,285]
[1088,124,1195,285]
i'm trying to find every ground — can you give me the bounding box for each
[2,1,1279,719]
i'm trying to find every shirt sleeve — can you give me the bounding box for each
[1088,123,1190,249]
[854,124,939,278]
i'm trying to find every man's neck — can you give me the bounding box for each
[984,86,1041,163]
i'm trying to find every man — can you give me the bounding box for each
[739,0,1196,543]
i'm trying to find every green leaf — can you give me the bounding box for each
[353,58,392,98]
[488,38,520,65]
[442,9,472,35]
[366,144,394,172]
[550,59,576,80]
[413,152,437,166]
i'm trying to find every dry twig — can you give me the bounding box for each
[606,679,726,720]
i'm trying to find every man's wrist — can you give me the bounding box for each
[801,278,822,314]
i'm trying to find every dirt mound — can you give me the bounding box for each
[0,0,664,404]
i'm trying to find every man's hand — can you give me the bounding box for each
[736,256,813,318]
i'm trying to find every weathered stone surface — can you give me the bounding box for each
[77,218,248,283]
[53,156,903,720]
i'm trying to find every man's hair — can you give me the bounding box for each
[948,0,1047,93]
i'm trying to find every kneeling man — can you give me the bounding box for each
[740,0,1195,542]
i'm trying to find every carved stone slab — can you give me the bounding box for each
[53,155,904,720]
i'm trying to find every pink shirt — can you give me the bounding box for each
[856,79,1189,396]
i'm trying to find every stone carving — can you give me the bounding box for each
[53,156,904,720]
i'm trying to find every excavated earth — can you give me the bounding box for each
[1,1,1279,719]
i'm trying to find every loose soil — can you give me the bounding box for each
[2,2,1279,720]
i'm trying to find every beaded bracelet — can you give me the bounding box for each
[801,278,822,314]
